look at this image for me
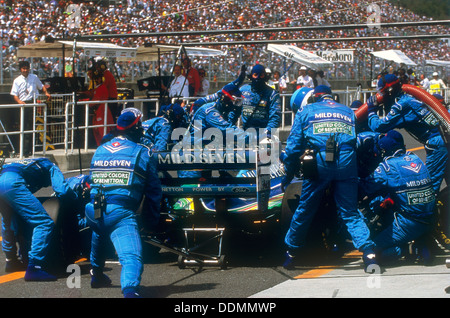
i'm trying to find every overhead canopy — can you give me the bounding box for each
[118,45,225,62]
[426,60,450,67]
[17,40,137,59]
[371,50,417,66]
[267,44,333,70]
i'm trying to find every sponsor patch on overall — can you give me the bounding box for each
[406,188,434,205]
[91,171,131,185]
[313,121,353,135]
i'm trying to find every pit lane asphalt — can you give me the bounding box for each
[0,235,449,299]
[0,133,449,299]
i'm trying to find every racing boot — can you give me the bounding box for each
[90,267,112,288]
[24,264,57,281]
[123,287,141,298]
[408,240,433,265]
[5,258,27,273]
[282,250,296,270]
[363,251,380,274]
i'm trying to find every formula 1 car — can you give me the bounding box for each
[148,84,450,269]
[146,145,287,269]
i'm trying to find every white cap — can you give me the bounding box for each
[433,72,438,76]
[300,66,307,70]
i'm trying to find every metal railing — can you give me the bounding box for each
[0,101,47,158]
[0,87,448,158]
[64,97,161,153]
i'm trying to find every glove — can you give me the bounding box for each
[237,64,247,85]
[380,196,394,209]
[366,95,379,114]
[279,151,287,163]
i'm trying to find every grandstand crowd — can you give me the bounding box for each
[0,0,448,84]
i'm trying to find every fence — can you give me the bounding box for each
[0,87,448,159]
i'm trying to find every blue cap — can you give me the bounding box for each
[250,64,266,78]
[314,85,332,96]
[378,130,404,154]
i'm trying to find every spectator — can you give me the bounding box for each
[428,72,447,95]
[90,70,114,146]
[419,74,430,91]
[315,70,331,88]
[198,68,210,97]
[161,64,189,99]
[95,59,119,121]
[10,60,51,156]
[407,69,420,86]
[0,1,447,83]
[182,57,201,97]
[273,70,287,93]
[291,66,314,89]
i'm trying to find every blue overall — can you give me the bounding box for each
[237,83,281,133]
[368,93,448,193]
[142,117,172,152]
[190,102,244,148]
[283,97,375,253]
[85,136,162,294]
[359,150,436,261]
[0,158,75,266]
[191,82,281,133]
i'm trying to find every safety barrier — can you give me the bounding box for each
[64,97,160,153]
[0,101,47,158]
[0,87,448,158]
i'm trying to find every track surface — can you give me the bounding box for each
[0,133,449,303]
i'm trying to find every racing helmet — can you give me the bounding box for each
[219,83,244,111]
[117,110,143,142]
[290,87,313,114]
[433,93,448,110]
[121,107,143,118]
[356,132,383,177]
[351,100,364,110]
[378,130,405,158]
[162,103,186,128]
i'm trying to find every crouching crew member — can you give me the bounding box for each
[0,158,76,281]
[359,130,436,264]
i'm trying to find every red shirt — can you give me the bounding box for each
[183,67,201,96]
[102,70,118,99]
